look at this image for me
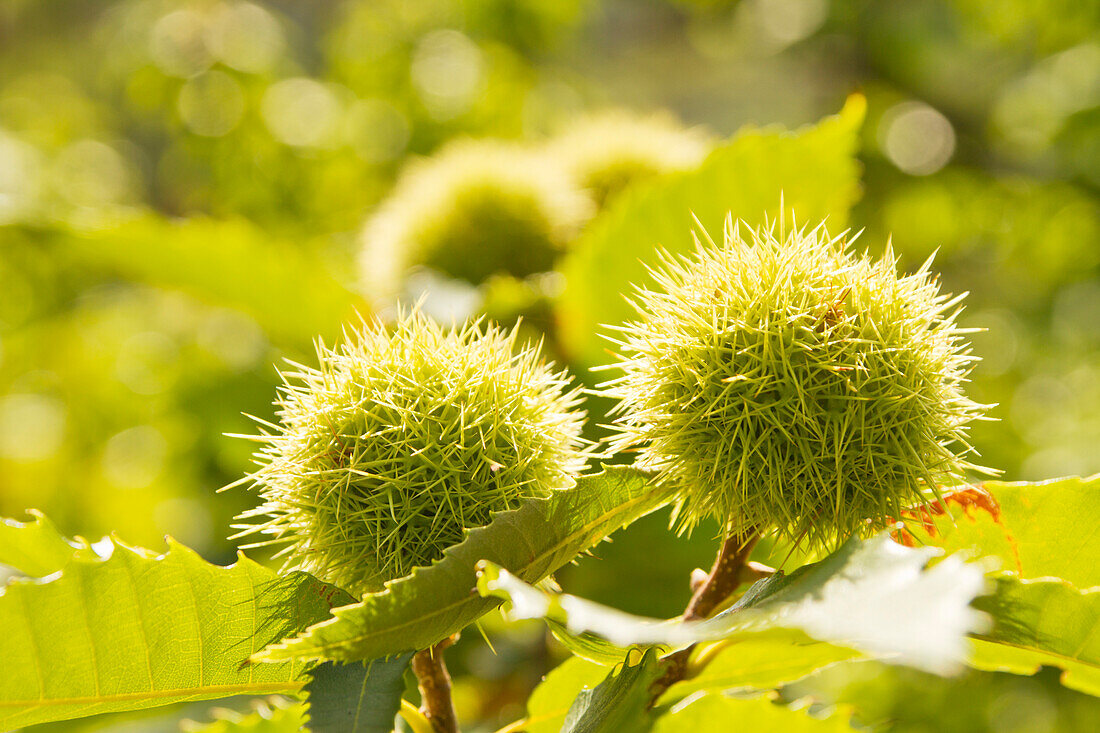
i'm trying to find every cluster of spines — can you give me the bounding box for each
[359,112,712,302]
[231,311,588,595]
[600,217,991,547]
[359,139,592,299]
[549,110,712,207]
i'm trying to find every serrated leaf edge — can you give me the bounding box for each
[254,467,668,663]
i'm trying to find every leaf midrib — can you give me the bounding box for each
[0,680,304,709]
[972,635,1100,670]
[268,483,669,658]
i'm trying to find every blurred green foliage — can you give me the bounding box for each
[1,0,1097,731]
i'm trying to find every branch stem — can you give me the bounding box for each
[652,527,761,698]
[682,529,761,621]
[412,637,460,733]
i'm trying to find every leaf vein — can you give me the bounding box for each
[288,484,666,655]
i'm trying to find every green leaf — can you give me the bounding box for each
[255,466,671,664]
[524,657,612,733]
[478,534,988,675]
[901,477,1100,696]
[0,524,353,730]
[478,561,680,647]
[780,658,1100,733]
[524,653,847,733]
[64,215,365,348]
[904,475,1100,588]
[969,577,1100,697]
[522,645,856,731]
[560,649,662,733]
[556,96,865,368]
[184,699,308,732]
[0,510,94,577]
[651,693,856,733]
[304,655,412,733]
[658,632,859,706]
[548,622,637,666]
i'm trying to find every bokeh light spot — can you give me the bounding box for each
[411,30,484,120]
[879,101,956,176]
[0,131,43,223]
[993,43,1100,155]
[102,425,168,489]
[0,394,67,462]
[177,70,246,137]
[115,331,179,395]
[51,140,136,208]
[153,497,214,551]
[149,9,213,78]
[753,0,828,46]
[206,1,284,74]
[196,308,267,371]
[262,77,343,148]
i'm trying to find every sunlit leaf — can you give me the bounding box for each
[524,651,860,732]
[560,649,662,733]
[255,467,671,664]
[651,693,856,732]
[548,622,637,666]
[903,475,1100,588]
[0,518,352,729]
[478,534,989,674]
[970,577,1100,697]
[63,215,365,348]
[899,476,1100,695]
[523,657,611,733]
[0,510,95,577]
[556,96,865,367]
[658,632,860,705]
[184,699,308,733]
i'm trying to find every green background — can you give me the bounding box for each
[1,1,1097,731]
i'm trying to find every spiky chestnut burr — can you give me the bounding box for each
[549,111,712,208]
[359,139,592,302]
[231,311,589,595]
[601,218,992,548]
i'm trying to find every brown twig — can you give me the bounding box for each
[651,527,761,700]
[412,636,460,733]
[681,529,761,621]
